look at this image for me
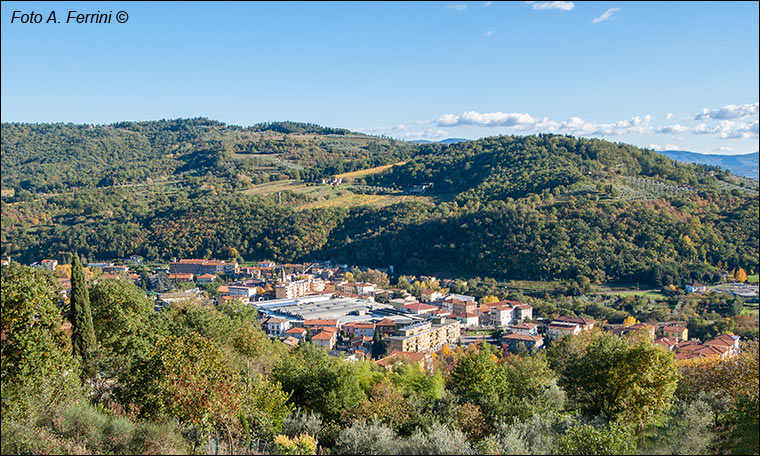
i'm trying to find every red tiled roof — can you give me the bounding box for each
[492,305,514,311]
[511,323,538,330]
[402,302,438,311]
[169,273,193,280]
[555,316,594,325]
[376,318,397,327]
[503,333,542,342]
[707,334,738,346]
[352,323,376,329]
[311,331,334,341]
[656,337,679,347]
[285,327,306,334]
[663,325,687,332]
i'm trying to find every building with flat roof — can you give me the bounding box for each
[259,295,394,323]
[386,318,461,353]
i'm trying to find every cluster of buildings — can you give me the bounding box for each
[5,255,749,365]
[258,293,463,359]
[686,282,758,302]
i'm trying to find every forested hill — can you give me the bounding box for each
[1,120,758,286]
[366,134,751,202]
[0,119,415,193]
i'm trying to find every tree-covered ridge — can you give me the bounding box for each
[1,122,757,285]
[1,119,416,193]
[365,134,745,202]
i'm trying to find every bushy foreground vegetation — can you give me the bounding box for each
[2,263,758,454]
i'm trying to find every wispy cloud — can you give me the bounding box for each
[360,124,450,140]
[482,1,493,6]
[694,102,759,120]
[445,4,468,11]
[592,8,619,23]
[666,113,674,120]
[648,143,682,151]
[485,30,494,37]
[527,1,575,11]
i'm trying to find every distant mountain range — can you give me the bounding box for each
[410,138,470,145]
[659,150,759,179]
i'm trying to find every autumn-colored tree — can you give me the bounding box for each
[735,267,747,283]
[677,341,759,415]
[347,379,409,433]
[125,333,242,439]
[622,316,638,327]
[480,295,500,305]
[455,402,489,443]
[559,333,679,431]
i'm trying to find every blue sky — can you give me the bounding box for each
[2,1,758,154]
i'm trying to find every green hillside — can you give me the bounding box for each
[2,120,757,286]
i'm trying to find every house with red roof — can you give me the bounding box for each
[196,273,217,284]
[502,332,544,352]
[311,331,337,350]
[284,327,307,342]
[509,322,539,336]
[401,302,438,315]
[375,318,398,336]
[663,325,688,340]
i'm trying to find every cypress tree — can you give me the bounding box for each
[69,254,96,372]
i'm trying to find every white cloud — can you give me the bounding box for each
[655,124,690,134]
[425,104,759,142]
[445,4,468,11]
[693,120,759,139]
[434,110,654,136]
[485,30,494,37]
[359,124,450,140]
[483,1,493,6]
[528,1,574,11]
[715,146,734,153]
[694,102,759,120]
[592,8,619,23]
[666,112,674,120]
[436,111,551,130]
[647,143,681,151]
